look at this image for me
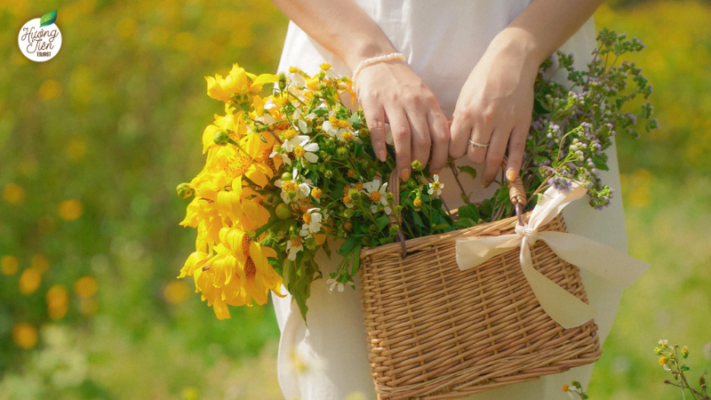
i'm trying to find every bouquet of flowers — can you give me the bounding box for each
[177,28,656,320]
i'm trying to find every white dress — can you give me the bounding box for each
[272,1,629,399]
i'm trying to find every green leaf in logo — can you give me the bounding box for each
[39,10,57,27]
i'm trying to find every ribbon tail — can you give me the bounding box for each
[540,231,649,287]
[456,234,520,271]
[519,240,597,329]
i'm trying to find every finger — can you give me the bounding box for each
[361,98,387,162]
[481,126,513,188]
[449,113,473,159]
[466,119,494,165]
[406,111,431,170]
[505,123,530,182]
[385,107,412,181]
[427,110,450,174]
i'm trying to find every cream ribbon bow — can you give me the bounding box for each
[455,182,649,329]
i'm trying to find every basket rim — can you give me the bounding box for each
[360,210,542,258]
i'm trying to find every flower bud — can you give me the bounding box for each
[213,130,230,146]
[411,160,423,171]
[344,209,354,218]
[176,183,194,198]
[388,224,400,236]
[368,225,378,236]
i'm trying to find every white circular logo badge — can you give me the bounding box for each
[18,11,62,62]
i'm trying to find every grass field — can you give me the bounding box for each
[1,1,709,399]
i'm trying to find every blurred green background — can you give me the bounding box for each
[0,1,709,399]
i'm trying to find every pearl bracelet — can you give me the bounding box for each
[352,52,406,88]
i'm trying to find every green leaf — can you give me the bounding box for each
[458,165,477,180]
[533,97,551,115]
[39,10,57,27]
[412,211,424,228]
[376,215,390,232]
[337,236,360,257]
[458,203,480,222]
[453,218,477,230]
[591,156,609,171]
[350,245,362,276]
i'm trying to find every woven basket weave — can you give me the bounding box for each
[358,174,601,399]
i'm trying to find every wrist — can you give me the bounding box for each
[342,38,397,72]
[488,28,544,78]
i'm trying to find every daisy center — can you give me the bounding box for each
[293,146,305,158]
[341,131,354,141]
[432,182,441,190]
[303,212,312,224]
[282,181,298,193]
[283,129,297,140]
[369,191,382,202]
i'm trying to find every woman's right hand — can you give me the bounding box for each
[355,61,451,181]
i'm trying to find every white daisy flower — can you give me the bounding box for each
[269,146,292,166]
[300,208,323,237]
[292,110,312,134]
[286,70,306,90]
[363,179,389,207]
[283,134,310,153]
[286,237,303,261]
[326,278,345,292]
[274,168,312,204]
[293,138,320,164]
[428,174,444,197]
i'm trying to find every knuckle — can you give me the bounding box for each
[393,127,410,140]
[454,110,472,124]
[481,109,496,123]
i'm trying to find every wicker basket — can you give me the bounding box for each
[357,174,601,400]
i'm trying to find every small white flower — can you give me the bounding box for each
[292,110,312,134]
[326,278,345,292]
[283,134,310,153]
[300,208,323,237]
[428,175,444,197]
[294,138,320,164]
[287,71,306,90]
[658,339,669,346]
[286,237,303,261]
[269,147,292,166]
[363,179,389,207]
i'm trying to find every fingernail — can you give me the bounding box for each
[482,181,490,189]
[400,168,411,181]
[431,169,441,177]
[378,149,386,162]
[506,168,516,182]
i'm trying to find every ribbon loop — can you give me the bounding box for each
[455,182,649,329]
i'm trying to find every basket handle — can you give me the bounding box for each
[386,158,527,258]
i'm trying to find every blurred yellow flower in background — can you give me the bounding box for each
[3,183,26,204]
[39,79,62,101]
[19,267,42,295]
[1,255,20,276]
[12,323,38,350]
[58,200,84,221]
[74,276,97,298]
[164,281,190,305]
[67,138,87,161]
[47,285,69,320]
[31,254,50,273]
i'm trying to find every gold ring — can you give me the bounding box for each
[468,139,489,149]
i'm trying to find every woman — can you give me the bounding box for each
[269,0,629,399]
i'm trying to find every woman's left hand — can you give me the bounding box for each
[449,35,539,187]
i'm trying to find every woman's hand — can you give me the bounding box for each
[449,36,539,187]
[356,61,451,181]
